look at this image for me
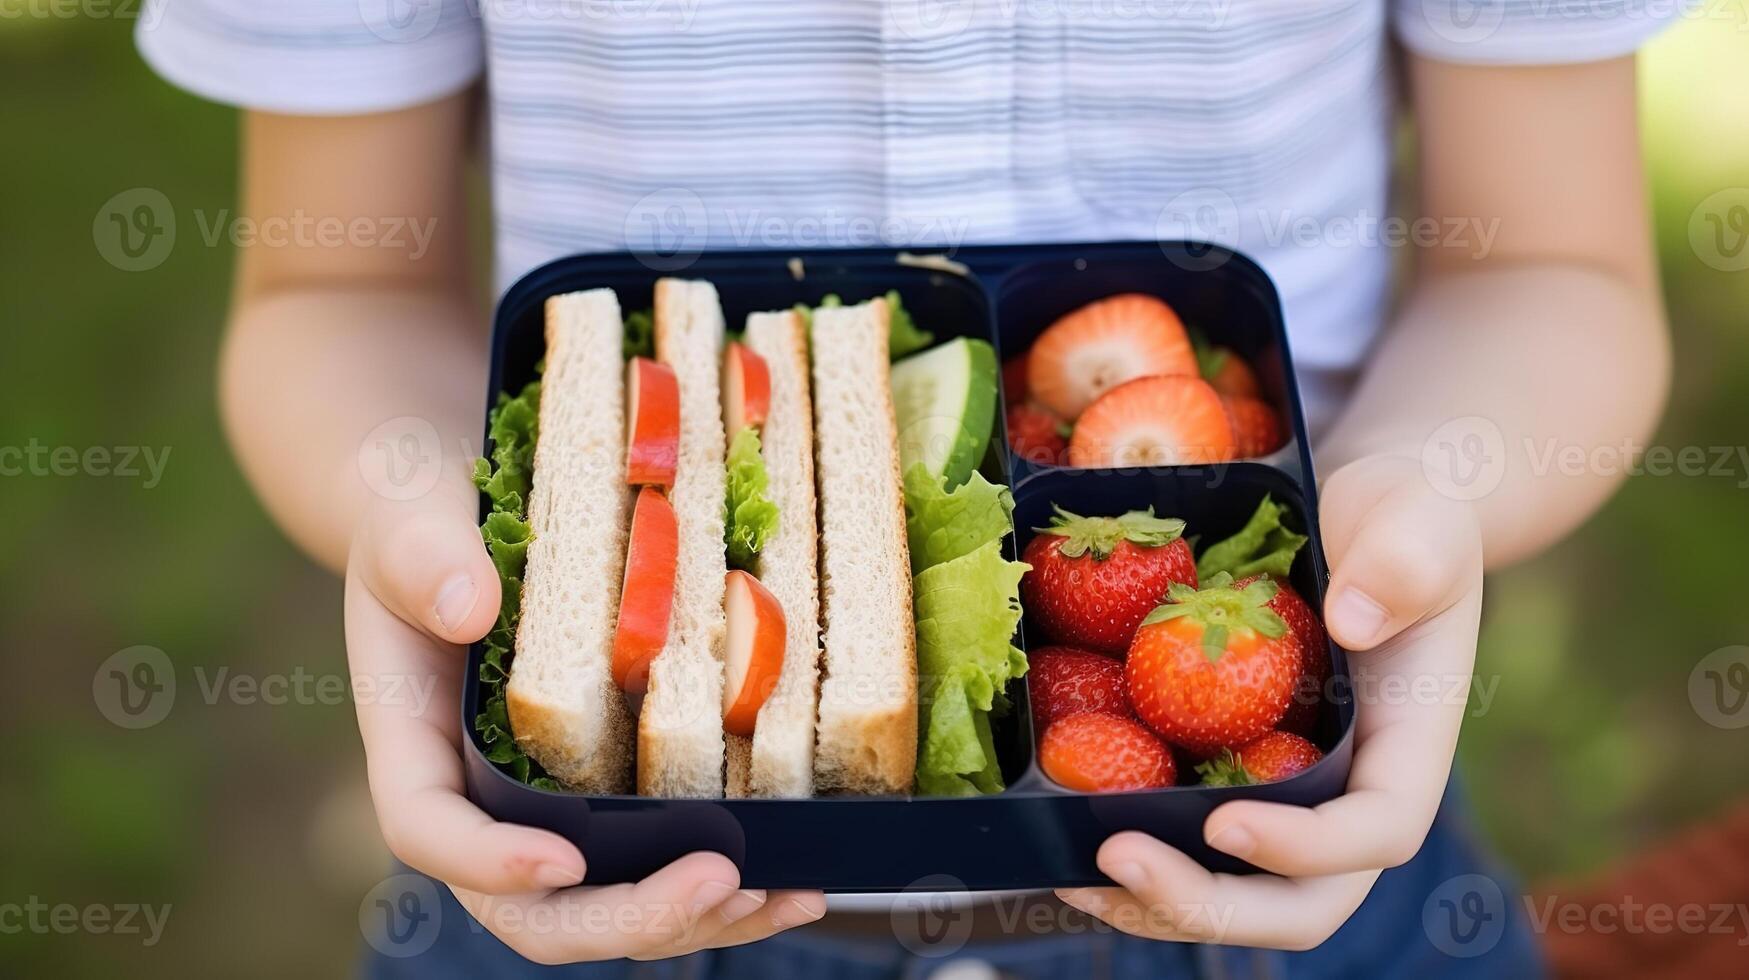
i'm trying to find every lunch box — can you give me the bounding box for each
[465,241,1355,891]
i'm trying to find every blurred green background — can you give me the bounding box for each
[2,12,1747,978]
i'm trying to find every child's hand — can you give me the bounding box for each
[1057,454,1481,949]
[343,464,825,963]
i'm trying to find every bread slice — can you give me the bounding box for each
[725,310,823,799]
[637,279,729,798]
[507,289,635,793]
[809,298,918,794]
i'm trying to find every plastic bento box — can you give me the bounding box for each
[463,241,1355,892]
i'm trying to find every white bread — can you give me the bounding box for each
[507,289,635,793]
[637,279,729,798]
[727,310,823,799]
[809,298,918,794]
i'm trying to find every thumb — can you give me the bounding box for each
[1318,456,1481,651]
[353,474,502,645]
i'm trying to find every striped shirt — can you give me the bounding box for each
[138,0,1683,429]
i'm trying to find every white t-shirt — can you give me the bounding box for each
[138,0,1683,430]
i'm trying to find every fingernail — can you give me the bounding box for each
[1208,823,1257,858]
[690,880,737,914]
[533,862,584,889]
[770,898,823,928]
[716,889,766,925]
[1106,861,1147,891]
[1330,587,1388,646]
[434,575,479,633]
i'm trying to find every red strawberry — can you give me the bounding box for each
[1039,712,1176,792]
[1235,575,1330,735]
[1199,345,1262,400]
[1222,396,1284,458]
[1195,731,1323,786]
[1125,574,1302,755]
[1027,646,1130,734]
[1021,507,1197,654]
[1029,294,1197,421]
[1006,402,1069,466]
[1002,353,1031,404]
[1068,375,1236,468]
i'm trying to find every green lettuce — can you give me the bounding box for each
[903,464,1029,796]
[724,426,779,570]
[914,541,1031,796]
[623,308,654,358]
[471,377,559,790]
[1195,495,1308,581]
[902,464,1014,573]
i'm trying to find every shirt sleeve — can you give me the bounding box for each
[1393,0,1697,65]
[136,0,483,115]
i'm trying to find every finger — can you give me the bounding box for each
[347,566,585,894]
[452,852,746,965]
[353,466,501,644]
[1059,833,1379,951]
[1319,457,1481,650]
[1205,588,1482,876]
[632,890,827,959]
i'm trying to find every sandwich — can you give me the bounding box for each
[472,279,1029,799]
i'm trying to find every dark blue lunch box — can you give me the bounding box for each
[465,241,1355,892]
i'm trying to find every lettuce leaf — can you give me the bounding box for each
[1195,495,1308,581]
[471,377,559,790]
[623,308,654,358]
[724,426,779,570]
[902,463,1014,573]
[913,537,1030,796]
[884,290,934,359]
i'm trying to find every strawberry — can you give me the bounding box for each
[1006,402,1069,467]
[1021,506,1197,654]
[1222,396,1284,458]
[1125,573,1302,755]
[1195,731,1323,786]
[1198,344,1262,399]
[1234,575,1329,736]
[1027,646,1130,734]
[1039,712,1176,792]
[1068,375,1235,468]
[1002,353,1031,404]
[1028,294,1197,421]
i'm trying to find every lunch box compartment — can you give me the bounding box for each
[466,243,1353,890]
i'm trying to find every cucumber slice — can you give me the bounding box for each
[891,337,998,490]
